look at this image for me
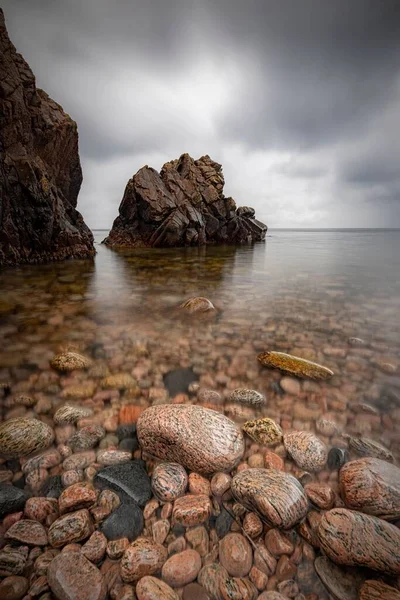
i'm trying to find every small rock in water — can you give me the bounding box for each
[280,377,301,395]
[314,556,366,600]
[96,449,132,466]
[284,431,327,472]
[318,508,400,575]
[59,482,97,514]
[101,373,137,389]
[198,563,229,600]
[54,405,93,425]
[219,533,252,577]
[100,502,144,541]
[151,463,188,502]
[347,436,393,462]
[47,550,107,600]
[50,352,92,372]
[162,549,202,587]
[39,474,64,498]
[136,576,179,600]
[0,418,55,459]
[137,404,244,475]
[359,580,400,599]
[258,351,334,380]
[120,537,167,582]
[163,367,198,397]
[242,418,283,446]
[348,337,367,346]
[0,575,29,600]
[0,545,29,576]
[327,447,349,470]
[316,417,340,437]
[0,483,30,517]
[61,383,96,399]
[5,519,48,546]
[179,297,215,314]
[231,468,308,529]
[228,389,266,405]
[48,509,93,547]
[4,394,36,407]
[172,494,212,527]
[340,457,400,519]
[94,461,152,506]
[219,576,258,600]
[67,425,105,451]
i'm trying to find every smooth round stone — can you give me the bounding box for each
[359,580,400,599]
[0,575,29,600]
[0,484,30,517]
[48,509,93,547]
[162,549,202,587]
[5,519,47,546]
[136,576,179,600]
[172,494,212,527]
[0,418,55,459]
[47,550,107,600]
[179,297,215,314]
[54,405,93,425]
[219,533,252,577]
[284,431,327,472]
[339,458,400,519]
[242,418,283,446]
[137,405,244,475]
[328,447,349,470]
[314,556,367,600]
[152,463,188,502]
[210,472,231,497]
[100,502,143,541]
[228,389,265,405]
[318,508,400,575]
[51,352,92,372]
[120,537,168,582]
[219,576,257,600]
[94,461,151,506]
[231,468,308,529]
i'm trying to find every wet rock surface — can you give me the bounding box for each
[120,537,167,582]
[100,501,144,540]
[359,580,400,599]
[94,461,152,506]
[151,462,188,502]
[258,351,334,379]
[103,153,267,248]
[47,550,106,600]
[283,431,328,472]
[0,9,94,266]
[137,404,244,474]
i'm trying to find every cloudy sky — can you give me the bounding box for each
[3,0,400,228]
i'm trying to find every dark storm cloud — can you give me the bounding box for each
[2,0,400,227]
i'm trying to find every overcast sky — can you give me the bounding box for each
[3,0,400,228]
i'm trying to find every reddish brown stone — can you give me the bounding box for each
[182,582,210,600]
[318,508,400,575]
[304,482,335,509]
[48,509,93,548]
[359,580,400,599]
[231,468,309,529]
[249,565,268,591]
[152,463,188,502]
[258,593,287,600]
[136,576,179,600]
[59,482,97,514]
[254,545,277,576]
[219,533,252,577]
[243,512,263,538]
[189,473,211,496]
[219,576,258,600]
[185,526,209,557]
[275,555,296,581]
[106,538,130,560]
[24,497,59,523]
[340,458,400,519]
[172,494,212,527]
[82,531,107,563]
[265,529,294,557]
[198,563,229,600]
[47,550,106,600]
[5,519,47,546]
[162,549,202,587]
[119,405,145,425]
[0,575,29,600]
[152,519,170,545]
[120,537,167,582]
[264,452,285,471]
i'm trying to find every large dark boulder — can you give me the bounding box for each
[103,153,267,247]
[0,9,94,266]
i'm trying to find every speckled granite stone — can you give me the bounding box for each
[318,508,400,575]
[151,463,188,502]
[137,405,244,474]
[359,580,400,599]
[47,550,106,600]
[231,468,308,529]
[340,458,400,519]
[283,431,327,472]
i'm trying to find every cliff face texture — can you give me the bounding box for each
[0,9,94,266]
[103,153,267,248]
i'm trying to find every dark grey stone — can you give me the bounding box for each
[0,483,30,517]
[101,501,144,541]
[163,367,198,397]
[39,475,63,498]
[94,460,151,506]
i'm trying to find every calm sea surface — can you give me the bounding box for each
[1,230,399,597]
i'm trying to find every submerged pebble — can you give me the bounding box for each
[258,351,334,380]
[242,418,283,446]
[228,389,265,405]
[0,418,55,459]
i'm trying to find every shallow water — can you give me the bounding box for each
[1,229,400,597]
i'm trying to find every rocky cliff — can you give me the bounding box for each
[0,9,94,266]
[103,153,267,247]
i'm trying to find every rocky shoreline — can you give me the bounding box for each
[1,307,399,600]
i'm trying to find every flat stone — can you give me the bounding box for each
[258,593,287,600]
[5,519,47,545]
[314,556,367,600]
[100,502,143,541]
[120,537,168,582]
[48,509,94,547]
[0,575,29,600]
[179,297,215,314]
[0,484,30,517]
[47,550,107,600]
[359,580,400,599]
[54,405,93,425]
[0,418,55,459]
[284,431,327,472]
[242,418,283,446]
[347,437,394,462]
[219,533,252,577]
[136,576,179,600]
[258,351,334,379]
[96,449,132,466]
[151,462,188,502]
[340,458,400,519]
[162,549,202,587]
[22,449,61,473]
[228,389,266,405]
[94,461,151,506]
[101,373,137,389]
[59,482,97,514]
[318,508,400,575]
[61,383,96,400]
[137,405,244,475]
[231,468,309,529]
[63,451,96,471]
[172,494,212,527]
[51,352,92,372]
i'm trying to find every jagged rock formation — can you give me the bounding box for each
[0,9,94,266]
[103,154,267,247]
